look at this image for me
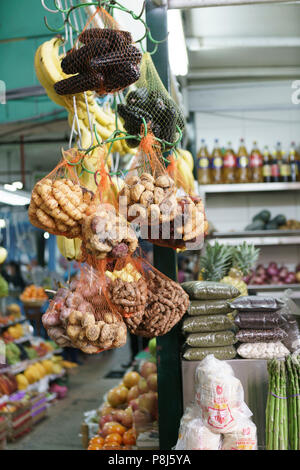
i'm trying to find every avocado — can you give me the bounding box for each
[265,221,279,230]
[245,219,266,231]
[273,214,287,227]
[252,210,271,224]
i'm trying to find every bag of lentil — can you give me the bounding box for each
[236,328,287,343]
[188,299,233,316]
[234,312,282,329]
[229,296,284,312]
[183,314,234,333]
[183,346,236,361]
[181,281,240,300]
[186,331,237,348]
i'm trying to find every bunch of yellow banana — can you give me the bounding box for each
[34,37,135,156]
[173,148,196,195]
[56,236,82,262]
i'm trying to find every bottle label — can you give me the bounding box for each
[211,156,223,169]
[271,163,279,177]
[197,157,210,169]
[237,156,249,168]
[280,164,291,177]
[263,165,271,177]
[223,153,236,168]
[250,152,263,168]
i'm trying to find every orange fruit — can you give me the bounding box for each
[123,428,136,446]
[105,433,123,445]
[102,421,126,436]
[89,436,104,446]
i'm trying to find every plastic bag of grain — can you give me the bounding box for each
[237,341,289,359]
[181,281,240,300]
[187,299,234,316]
[175,405,221,450]
[194,355,252,434]
[221,417,257,450]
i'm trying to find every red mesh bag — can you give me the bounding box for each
[54,8,142,96]
[118,129,207,251]
[42,265,127,354]
[123,259,190,338]
[28,151,94,239]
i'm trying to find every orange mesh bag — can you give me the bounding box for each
[28,150,94,239]
[54,7,142,96]
[123,259,190,338]
[42,265,127,354]
[80,154,139,262]
[118,130,207,251]
[117,52,185,148]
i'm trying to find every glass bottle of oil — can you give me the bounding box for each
[210,139,223,184]
[236,138,249,183]
[280,151,291,183]
[222,141,237,184]
[263,146,272,183]
[197,139,211,185]
[271,146,280,183]
[288,143,298,182]
[250,141,263,183]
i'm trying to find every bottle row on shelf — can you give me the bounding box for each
[197,139,300,185]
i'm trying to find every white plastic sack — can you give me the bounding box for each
[221,418,257,450]
[195,355,252,433]
[175,405,221,450]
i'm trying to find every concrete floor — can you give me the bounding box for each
[7,343,130,450]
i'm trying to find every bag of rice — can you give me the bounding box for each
[194,355,252,434]
[221,418,257,450]
[175,405,221,450]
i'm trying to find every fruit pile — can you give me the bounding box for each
[245,210,286,231]
[1,323,24,342]
[20,285,48,303]
[245,262,300,286]
[16,356,64,391]
[87,361,158,450]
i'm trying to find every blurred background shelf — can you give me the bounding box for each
[198,182,300,195]
[207,229,300,246]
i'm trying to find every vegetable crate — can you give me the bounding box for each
[0,402,32,442]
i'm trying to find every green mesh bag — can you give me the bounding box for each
[118,52,185,148]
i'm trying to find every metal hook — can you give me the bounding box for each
[41,0,60,13]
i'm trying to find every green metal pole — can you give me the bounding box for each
[146,0,183,450]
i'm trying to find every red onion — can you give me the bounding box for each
[267,262,279,278]
[284,272,296,284]
[278,266,288,280]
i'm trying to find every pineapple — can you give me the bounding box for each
[199,242,233,282]
[199,241,259,296]
[221,242,260,296]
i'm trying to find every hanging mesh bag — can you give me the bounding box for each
[54,8,142,96]
[28,150,94,239]
[118,130,207,251]
[117,52,185,149]
[124,259,189,338]
[42,265,127,354]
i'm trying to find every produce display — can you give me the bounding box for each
[20,285,48,304]
[245,262,300,286]
[0,276,8,299]
[245,210,286,231]
[266,356,300,450]
[182,281,238,361]
[175,356,257,450]
[198,242,260,296]
[86,359,158,451]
